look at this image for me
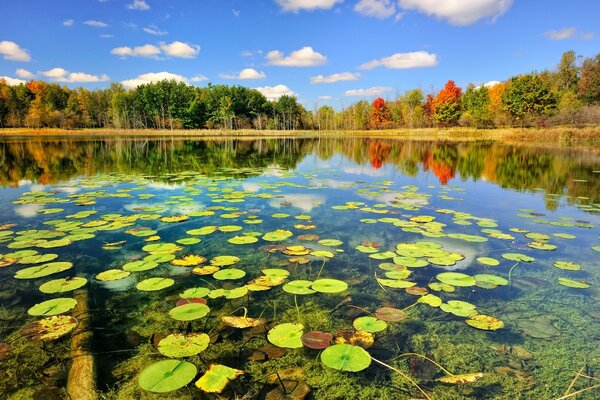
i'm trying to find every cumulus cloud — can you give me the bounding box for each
[359,51,437,70]
[111,44,161,58]
[41,68,110,83]
[111,41,200,59]
[191,75,208,82]
[275,0,343,12]
[121,71,188,89]
[354,0,396,19]
[242,49,263,57]
[143,26,167,35]
[0,76,26,86]
[310,72,359,84]
[83,20,108,27]
[127,0,150,10]
[267,46,327,67]
[0,41,31,62]
[160,41,200,58]
[398,0,513,26]
[318,95,332,100]
[16,68,34,79]
[484,80,501,87]
[62,19,75,27]
[220,68,266,80]
[544,27,593,41]
[345,86,392,97]
[254,84,297,100]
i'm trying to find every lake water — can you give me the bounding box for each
[0,136,599,400]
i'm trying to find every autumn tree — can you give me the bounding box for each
[461,84,492,128]
[578,54,600,104]
[502,74,557,123]
[370,97,392,129]
[434,80,463,126]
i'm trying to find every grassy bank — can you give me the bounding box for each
[1,126,600,145]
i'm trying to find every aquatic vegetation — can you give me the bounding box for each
[195,364,244,393]
[138,360,197,393]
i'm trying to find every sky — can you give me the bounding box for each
[0,0,598,108]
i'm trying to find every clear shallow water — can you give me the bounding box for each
[0,137,599,400]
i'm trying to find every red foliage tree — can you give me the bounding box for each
[435,80,462,105]
[423,94,435,116]
[370,97,392,129]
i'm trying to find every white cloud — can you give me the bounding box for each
[484,80,501,87]
[544,27,593,41]
[100,34,114,39]
[220,68,266,80]
[310,72,359,84]
[41,68,110,83]
[191,75,208,82]
[359,51,437,70]
[345,86,392,97]
[127,0,150,10]
[242,49,263,57]
[354,0,396,19]
[275,0,343,12]
[0,76,26,86]
[254,84,297,100]
[267,46,327,67]
[160,41,200,58]
[121,72,188,89]
[62,19,75,27]
[83,20,108,27]
[0,41,31,62]
[318,95,332,100]
[143,26,167,35]
[16,68,34,79]
[398,0,513,26]
[111,44,161,58]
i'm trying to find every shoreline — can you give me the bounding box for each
[1,126,599,145]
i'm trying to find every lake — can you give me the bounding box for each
[0,136,599,400]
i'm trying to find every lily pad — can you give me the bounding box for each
[208,287,248,299]
[353,316,387,333]
[553,261,581,271]
[123,260,158,272]
[28,297,77,316]
[39,277,87,293]
[21,315,78,341]
[142,243,178,254]
[210,255,240,267]
[283,280,316,295]
[15,262,73,279]
[138,360,197,393]
[213,268,246,280]
[417,294,442,307]
[180,287,210,299]
[195,364,244,394]
[474,274,509,287]
[96,269,131,281]
[465,314,504,331]
[436,272,476,287]
[477,257,500,266]
[375,307,408,322]
[558,278,591,289]
[312,279,348,294]
[228,236,258,245]
[158,333,210,358]
[263,230,293,242]
[502,253,535,262]
[320,344,371,372]
[301,331,333,349]
[136,277,175,291]
[440,300,477,317]
[169,303,210,321]
[438,372,484,384]
[268,323,304,348]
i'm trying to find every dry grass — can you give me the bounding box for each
[1,126,600,146]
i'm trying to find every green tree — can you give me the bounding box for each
[578,54,600,104]
[502,74,557,121]
[461,85,492,128]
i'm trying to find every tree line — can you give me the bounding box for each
[0,50,598,130]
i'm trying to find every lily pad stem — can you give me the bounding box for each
[371,357,432,400]
[392,352,454,376]
[316,259,326,280]
[507,261,520,284]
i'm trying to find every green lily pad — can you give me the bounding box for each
[142,243,178,253]
[138,360,197,393]
[123,260,158,272]
[418,294,442,307]
[158,333,210,358]
[180,287,210,299]
[440,300,477,317]
[186,226,218,236]
[428,282,455,292]
[195,364,244,394]
[474,274,509,287]
[355,245,378,254]
[353,316,387,333]
[311,250,335,258]
[210,255,240,267]
[447,233,488,243]
[136,277,175,291]
[268,323,304,348]
[208,287,248,299]
[312,279,348,293]
[321,344,371,372]
[553,261,581,271]
[228,236,258,245]
[20,315,78,341]
[176,238,202,245]
[15,262,73,279]
[169,303,211,321]
[262,268,290,278]
[18,253,59,265]
[377,278,416,289]
[263,230,293,242]
[465,314,504,331]
[28,298,77,316]
[96,269,131,281]
[282,280,316,295]
[318,239,343,247]
[436,272,476,287]
[528,242,557,251]
[39,277,87,293]
[477,257,500,266]
[384,270,412,280]
[558,278,591,289]
[213,268,246,280]
[393,257,428,268]
[144,253,176,263]
[502,253,535,262]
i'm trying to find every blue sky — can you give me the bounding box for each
[0,0,598,107]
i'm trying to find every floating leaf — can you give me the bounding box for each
[169,303,210,321]
[228,236,258,245]
[180,287,210,299]
[353,316,387,333]
[195,364,244,394]
[268,323,304,348]
[123,260,158,272]
[210,255,240,267]
[440,300,477,317]
[158,333,210,358]
[377,278,416,289]
[222,316,266,329]
[310,250,335,258]
[502,253,534,262]
[263,230,293,242]
[15,262,73,279]
[558,278,591,289]
[436,272,476,287]
[282,280,316,295]
[438,372,484,384]
[176,237,201,245]
[21,315,78,341]
[136,277,174,291]
[39,277,87,293]
[28,297,77,316]
[312,279,348,293]
[553,261,581,271]
[171,255,206,267]
[321,344,371,372]
[477,257,500,266]
[213,268,246,280]
[375,307,408,322]
[96,269,131,281]
[17,253,59,265]
[418,294,442,307]
[474,274,509,287]
[187,226,218,236]
[466,314,504,331]
[208,287,248,299]
[138,360,197,393]
[318,239,343,247]
[301,331,333,349]
[527,242,557,251]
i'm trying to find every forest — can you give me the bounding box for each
[0,51,598,131]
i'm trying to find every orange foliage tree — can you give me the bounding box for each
[370,97,392,129]
[433,80,463,126]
